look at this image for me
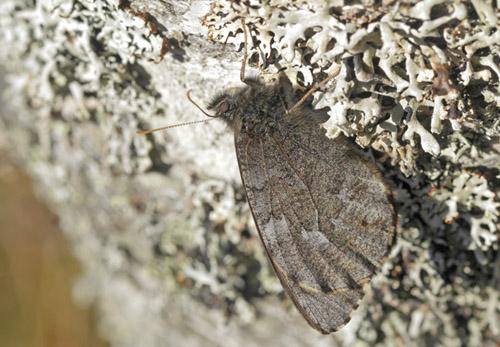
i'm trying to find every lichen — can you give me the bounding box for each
[205,0,500,174]
[430,170,500,258]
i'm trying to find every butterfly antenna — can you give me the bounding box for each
[136,119,214,134]
[137,90,217,134]
[187,90,217,118]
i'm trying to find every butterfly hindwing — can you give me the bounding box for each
[235,121,396,334]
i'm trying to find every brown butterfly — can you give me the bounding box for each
[140,19,397,334]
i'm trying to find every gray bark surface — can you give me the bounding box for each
[1,0,499,346]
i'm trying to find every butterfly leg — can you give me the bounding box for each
[240,18,261,88]
[287,66,341,114]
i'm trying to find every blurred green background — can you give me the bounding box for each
[0,152,108,347]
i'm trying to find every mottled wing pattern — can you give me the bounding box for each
[235,123,396,334]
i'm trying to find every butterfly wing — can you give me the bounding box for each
[235,123,396,334]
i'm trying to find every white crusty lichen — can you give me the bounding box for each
[206,0,500,173]
[0,0,500,346]
[430,170,500,259]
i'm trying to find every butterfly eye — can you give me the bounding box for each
[219,100,230,113]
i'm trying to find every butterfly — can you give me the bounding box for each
[139,19,397,334]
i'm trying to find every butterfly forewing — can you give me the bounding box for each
[235,122,396,334]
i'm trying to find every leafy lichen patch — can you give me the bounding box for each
[205,0,500,174]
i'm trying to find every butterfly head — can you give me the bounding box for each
[206,88,248,131]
